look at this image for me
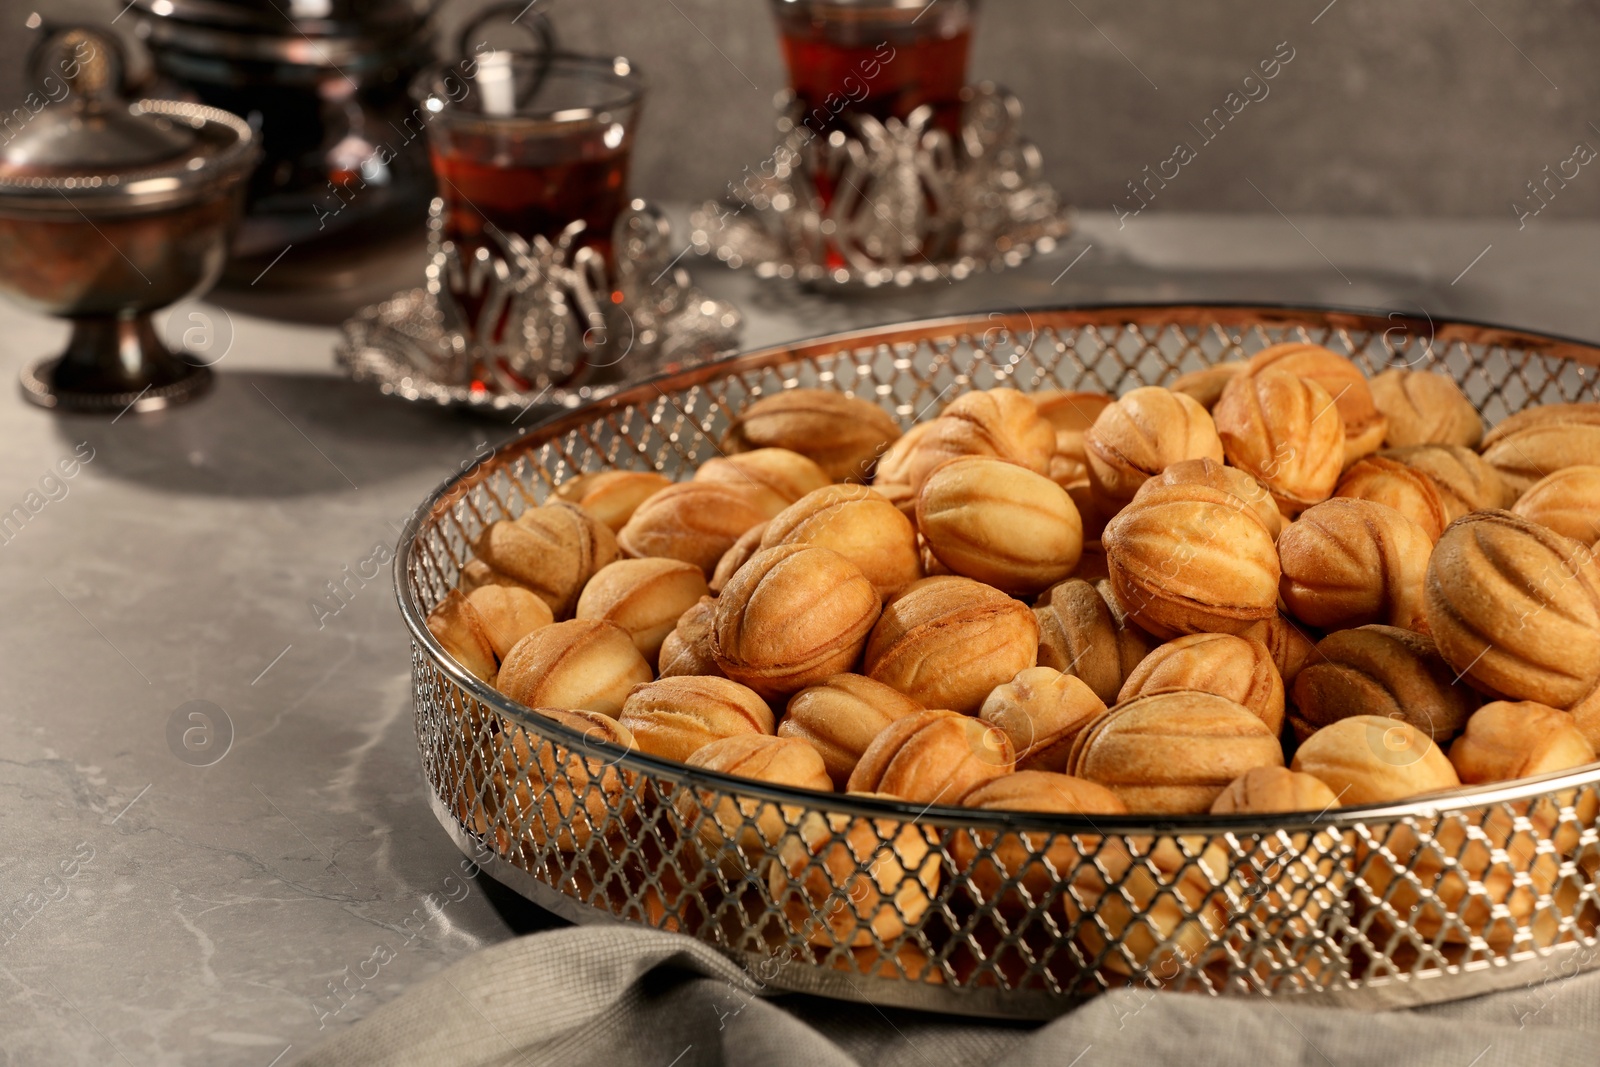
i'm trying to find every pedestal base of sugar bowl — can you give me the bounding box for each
[20,315,214,415]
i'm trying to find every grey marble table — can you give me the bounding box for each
[1,209,1597,1066]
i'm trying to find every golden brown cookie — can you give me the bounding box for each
[1381,444,1515,521]
[1481,402,1600,448]
[1511,466,1600,544]
[1103,483,1281,638]
[554,470,672,532]
[1449,700,1596,784]
[1067,690,1284,813]
[1118,632,1285,735]
[864,576,1039,713]
[711,544,882,698]
[1169,360,1248,410]
[1332,455,1449,541]
[1033,389,1113,464]
[761,484,921,600]
[779,674,925,789]
[426,589,498,683]
[1084,386,1224,511]
[474,501,619,618]
[897,389,1056,491]
[1290,625,1478,746]
[722,389,902,482]
[496,618,654,716]
[979,666,1108,773]
[1369,368,1482,449]
[1289,715,1459,804]
[694,447,832,504]
[1237,613,1319,687]
[575,557,711,667]
[1243,342,1387,464]
[617,480,789,576]
[708,522,769,595]
[916,456,1084,596]
[1425,511,1600,715]
[1482,423,1600,496]
[1213,370,1345,516]
[1211,766,1340,814]
[657,596,724,679]
[847,709,1016,803]
[465,584,554,661]
[1135,456,1283,538]
[1033,578,1154,704]
[618,676,775,762]
[1278,498,1433,631]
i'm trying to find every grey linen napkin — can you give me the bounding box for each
[294,925,1600,1067]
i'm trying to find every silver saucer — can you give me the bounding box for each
[335,287,741,421]
[335,198,742,420]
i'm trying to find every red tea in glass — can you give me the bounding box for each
[413,53,643,335]
[771,0,975,145]
[428,128,631,270]
[767,0,976,269]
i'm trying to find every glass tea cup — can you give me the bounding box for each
[768,0,977,144]
[411,51,644,330]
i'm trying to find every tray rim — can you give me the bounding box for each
[394,301,1600,840]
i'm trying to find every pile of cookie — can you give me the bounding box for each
[426,341,1600,961]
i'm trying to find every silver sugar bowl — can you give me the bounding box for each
[1,25,259,414]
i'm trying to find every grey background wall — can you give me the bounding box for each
[5,0,1600,225]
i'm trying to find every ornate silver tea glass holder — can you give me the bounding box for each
[690,83,1070,289]
[336,198,742,418]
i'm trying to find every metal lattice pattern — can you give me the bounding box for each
[399,306,1600,1017]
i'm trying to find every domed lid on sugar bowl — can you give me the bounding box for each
[0,25,257,216]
